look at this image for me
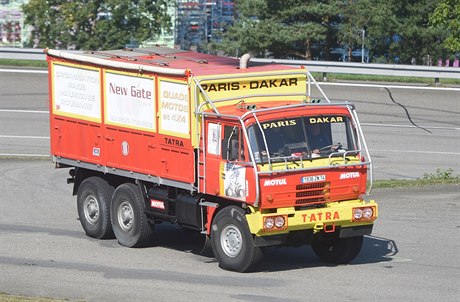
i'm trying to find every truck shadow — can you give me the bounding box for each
[144,224,398,272]
[257,235,397,272]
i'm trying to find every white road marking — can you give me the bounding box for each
[1,135,49,139]
[362,123,460,131]
[370,149,460,155]
[0,69,47,74]
[319,81,460,91]
[0,109,49,114]
[0,153,50,157]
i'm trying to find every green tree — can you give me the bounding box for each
[23,0,172,50]
[391,0,444,64]
[337,0,397,62]
[429,0,460,53]
[218,0,341,59]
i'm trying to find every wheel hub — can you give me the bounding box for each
[118,201,134,231]
[83,195,99,225]
[221,225,242,257]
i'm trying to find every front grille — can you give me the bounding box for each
[295,182,330,205]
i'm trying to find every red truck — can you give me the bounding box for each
[46,47,378,272]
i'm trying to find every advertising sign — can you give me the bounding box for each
[52,63,101,122]
[104,71,156,131]
[159,79,189,138]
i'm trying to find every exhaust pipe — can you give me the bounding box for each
[239,53,251,69]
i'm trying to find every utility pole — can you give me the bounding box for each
[361,29,366,63]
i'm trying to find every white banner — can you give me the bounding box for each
[159,80,189,136]
[105,72,156,131]
[52,64,101,120]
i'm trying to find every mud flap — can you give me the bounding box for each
[199,234,213,256]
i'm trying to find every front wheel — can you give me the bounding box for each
[210,206,262,272]
[311,235,363,264]
[111,183,153,247]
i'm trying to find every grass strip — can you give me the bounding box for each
[0,59,48,68]
[373,168,459,188]
[373,177,459,189]
[0,292,71,302]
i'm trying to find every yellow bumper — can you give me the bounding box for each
[245,199,378,236]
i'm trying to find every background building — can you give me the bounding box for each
[175,0,234,50]
[0,0,30,47]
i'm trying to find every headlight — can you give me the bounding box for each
[352,206,376,222]
[363,207,373,219]
[263,215,288,231]
[274,216,285,228]
[264,217,274,229]
[353,208,363,220]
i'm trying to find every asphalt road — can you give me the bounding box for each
[1,68,459,301]
[0,159,459,301]
[1,69,459,179]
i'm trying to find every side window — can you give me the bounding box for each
[207,123,221,155]
[222,125,245,161]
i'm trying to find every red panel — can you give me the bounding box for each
[51,117,103,165]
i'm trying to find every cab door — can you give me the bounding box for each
[203,120,250,201]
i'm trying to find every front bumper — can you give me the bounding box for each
[245,199,378,237]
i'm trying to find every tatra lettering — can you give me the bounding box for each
[164,137,184,147]
[302,211,340,223]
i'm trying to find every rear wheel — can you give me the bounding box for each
[77,176,114,239]
[311,235,363,264]
[111,183,153,247]
[211,206,262,272]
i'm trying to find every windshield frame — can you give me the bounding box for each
[247,114,359,164]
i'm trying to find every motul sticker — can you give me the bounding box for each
[301,175,326,183]
[340,172,360,179]
[263,179,287,186]
[150,199,165,210]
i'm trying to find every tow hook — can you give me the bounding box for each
[323,224,336,233]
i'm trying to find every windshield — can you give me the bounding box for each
[247,115,358,163]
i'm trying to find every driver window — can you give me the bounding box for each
[222,126,245,161]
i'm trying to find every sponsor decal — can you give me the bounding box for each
[150,199,165,210]
[164,137,184,147]
[92,147,100,157]
[201,78,298,92]
[340,172,360,179]
[302,211,340,223]
[301,175,326,183]
[121,141,129,156]
[262,119,297,129]
[263,179,287,186]
[309,116,344,124]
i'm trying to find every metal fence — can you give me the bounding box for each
[1,47,459,82]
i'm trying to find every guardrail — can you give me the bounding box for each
[1,47,459,83]
[252,58,460,82]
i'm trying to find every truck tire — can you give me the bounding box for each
[77,176,114,239]
[111,183,153,248]
[311,235,363,264]
[210,206,262,272]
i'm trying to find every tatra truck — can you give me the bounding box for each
[46,47,378,272]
